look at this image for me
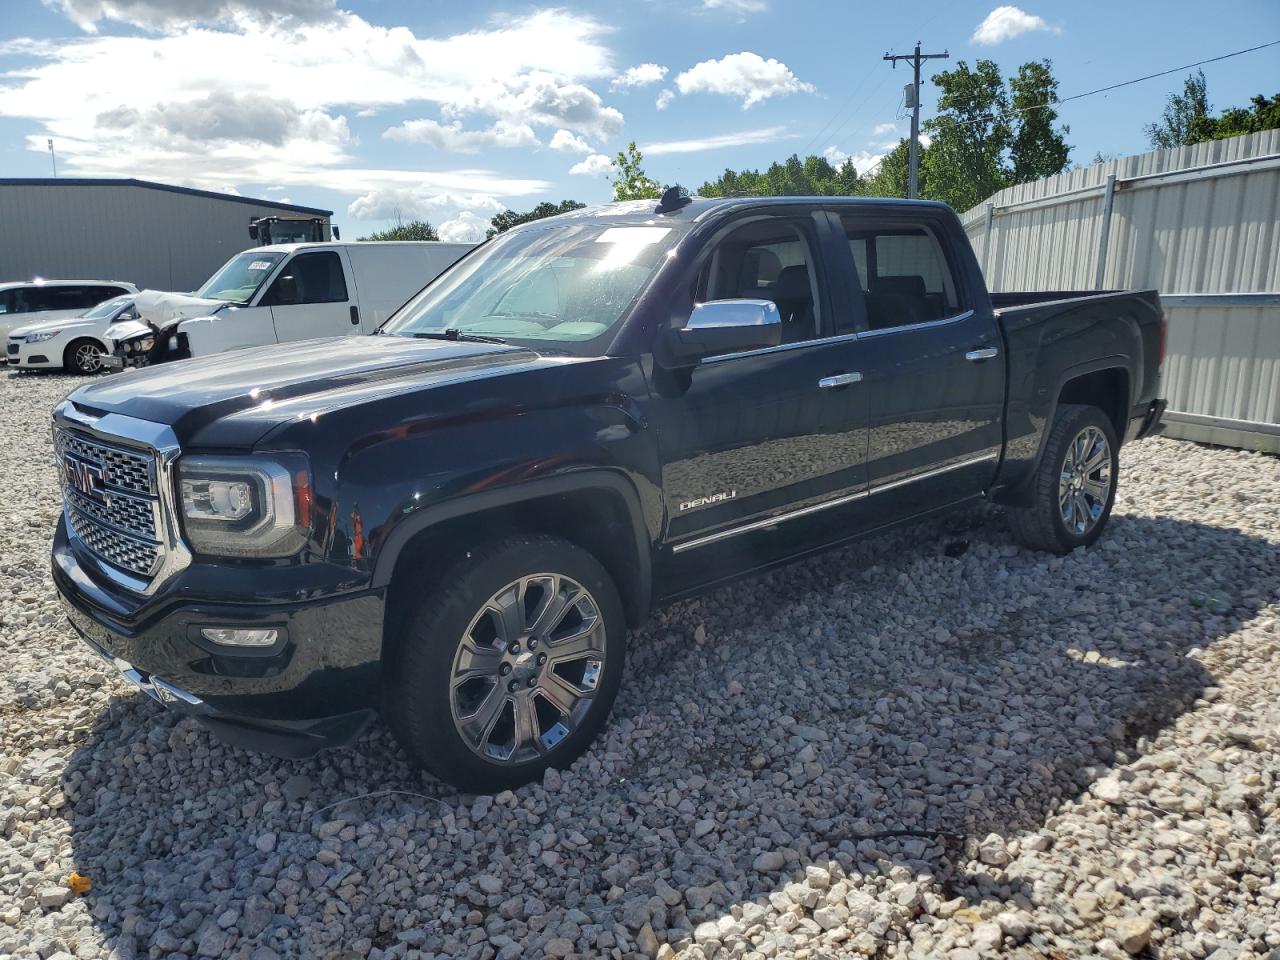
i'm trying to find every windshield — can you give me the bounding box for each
[80,295,136,322]
[383,222,684,346]
[196,251,285,304]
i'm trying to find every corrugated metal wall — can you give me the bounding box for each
[0,181,331,292]
[962,130,1280,452]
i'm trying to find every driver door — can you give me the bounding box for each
[264,250,360,343]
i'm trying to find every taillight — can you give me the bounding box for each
[1158,312,1167,366]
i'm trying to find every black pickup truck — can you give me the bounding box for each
[51,195,1165,792]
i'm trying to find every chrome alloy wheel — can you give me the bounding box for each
[449,573,606,764]
[1058,425,1112,535]
[75,342,104,373]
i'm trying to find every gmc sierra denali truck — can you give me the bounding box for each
[51,194,1166,792]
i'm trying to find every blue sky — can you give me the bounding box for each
[1,0,1276,239]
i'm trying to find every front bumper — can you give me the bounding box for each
[53,516,384,758]
[7,336,63,369]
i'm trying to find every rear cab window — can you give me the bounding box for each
[840,217,967,332]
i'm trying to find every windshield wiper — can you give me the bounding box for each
[409,329,507,344]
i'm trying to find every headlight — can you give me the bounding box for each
[177,455,311,557]
[26,331,59,343]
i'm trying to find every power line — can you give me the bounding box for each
[804,4,1021,160]
[856,38,1280,182]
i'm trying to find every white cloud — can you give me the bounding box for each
[569,153,613,177]
[1,9,612,196]
[445,71,624,139]
[702,0,767,14]
[346,188,502,221]
[674,52,814,108]
[50,0,337,32]
[643,126,790,155]
[383,118,538,152]
[611,63,667,89]
[822,146,887,176]
[95,91,350,148]
[655,89,675,110]
[549,129,592,153]
[438,210,491,243]
[872,122,899,137]
[970,5,1059,45]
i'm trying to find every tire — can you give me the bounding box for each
[1008,403,1119,555]
[384,535,627,793]
[65,339,105,375]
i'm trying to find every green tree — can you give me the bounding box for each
[1208,92,1280,140]
[922,59,1011,211]
[856,139,912,198]
[610,141,662,200]
[1008,59,1071,183]
[359,218,438,241]
[487,200,586,239]
[699,153,861,197]
[1144,70,1211,149]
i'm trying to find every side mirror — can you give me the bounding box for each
[271,275,300,305]
[248,223,260,242]
[666,299,782,365]
[331,225,341,240]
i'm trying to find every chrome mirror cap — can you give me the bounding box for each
[685,298,782,329]
[667,299,782,365]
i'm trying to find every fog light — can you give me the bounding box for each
[200,627,279,647]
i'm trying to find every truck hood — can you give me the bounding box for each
[64,335,582,448]
[133,289,227,328]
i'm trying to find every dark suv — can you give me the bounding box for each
[52,195,1165,792]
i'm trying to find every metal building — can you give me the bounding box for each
[961,130,1280,453]
[0,178,333,293]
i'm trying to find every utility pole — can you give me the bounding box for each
[883,42,948,199]
[47,138,57,178]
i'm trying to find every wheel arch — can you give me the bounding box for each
[63,336,109,371]
[373,471,653,640]
[994,358,1131,507]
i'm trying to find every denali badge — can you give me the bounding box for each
[679,490,736,512]
[64,455,107,503]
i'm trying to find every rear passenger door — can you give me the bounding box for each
[837,212,1004,511]
[263,250,359,343]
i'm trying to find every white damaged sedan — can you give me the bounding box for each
[7,295,139,374]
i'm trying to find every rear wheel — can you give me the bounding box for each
[65,339,105,375]
[384,535,626,793]
[1008,403,1118,554]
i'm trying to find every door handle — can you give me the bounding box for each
[350,305,360,326]
[965,346,999,362]
[818,372,862,390]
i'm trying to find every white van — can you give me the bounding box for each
[107,241,472,364]
[0,280,138,342]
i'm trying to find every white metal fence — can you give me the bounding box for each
[961,130,1280,453]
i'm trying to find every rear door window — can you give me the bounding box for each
[841,219,966,331]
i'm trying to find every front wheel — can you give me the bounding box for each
[65,339,105,375]
[1008,403,1119,554]
[384,535,626,793]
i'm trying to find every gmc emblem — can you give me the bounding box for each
[65,455,107,502]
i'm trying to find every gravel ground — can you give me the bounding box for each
[1,371,1277,960]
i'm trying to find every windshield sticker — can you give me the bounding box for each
[248,261,274,271]
[594,227,671,245]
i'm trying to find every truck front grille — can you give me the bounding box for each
[55,428,163,578]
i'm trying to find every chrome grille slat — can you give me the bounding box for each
[54,429,154,495]
[65,485,156,541]
[66,505,160,576]
[55,427,163,578]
